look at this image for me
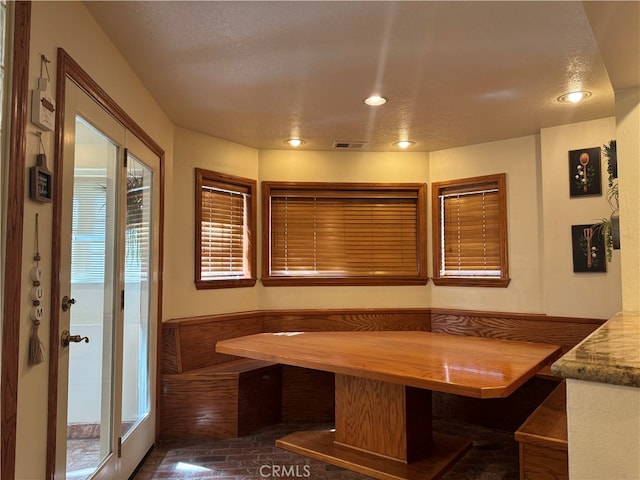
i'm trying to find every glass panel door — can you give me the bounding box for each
[121,153,153,439]
[66,116,119,479]
[59,78,159,480]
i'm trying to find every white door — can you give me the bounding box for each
[56,79,159,480]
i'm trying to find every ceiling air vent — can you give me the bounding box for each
[333,141,367,149]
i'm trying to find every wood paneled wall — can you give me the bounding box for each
[262,308,431,333]
[430,309,603,353]
[162,311,264,374]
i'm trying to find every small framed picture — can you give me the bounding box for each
[571,224,606,272]
[569,147,601,197]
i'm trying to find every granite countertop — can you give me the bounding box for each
[551,311,640,388]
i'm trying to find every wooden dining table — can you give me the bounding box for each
[216,331,561,480]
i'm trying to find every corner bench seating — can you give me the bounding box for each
[515,381,568,480]
[160,308,602,441]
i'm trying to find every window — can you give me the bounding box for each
[431,173,509,287]
[71,172,110,283]
[263,182,428,286]
[195,168,256,289]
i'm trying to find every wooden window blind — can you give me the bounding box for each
[263,183,428,286]
[432,173,509,287]
[195,169,256,289]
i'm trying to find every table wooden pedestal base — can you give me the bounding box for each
[276,430,471,480]
[276,374,471,480]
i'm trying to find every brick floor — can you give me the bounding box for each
[131,419,519,480]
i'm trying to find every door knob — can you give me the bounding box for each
[61,295,76,312]
[61,330,89,347]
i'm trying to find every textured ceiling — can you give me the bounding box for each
[84,1,639,152]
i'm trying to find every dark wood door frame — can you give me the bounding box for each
[45,49,165,480]
[1,2,31,479]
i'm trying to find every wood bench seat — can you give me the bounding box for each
[160,357,282,440]
[515,381,568,480]
[187,358,277,376]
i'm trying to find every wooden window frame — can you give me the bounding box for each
[262,182,428,287]
[195,168,257,289]
[431,173,510,288]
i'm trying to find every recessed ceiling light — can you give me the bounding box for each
[393,140,415,149]
[364,95,387,106]
[284,138,306,147]
[557,91,592,103]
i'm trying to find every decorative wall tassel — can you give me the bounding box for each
[28,213,45,366]
[29,320,45,365]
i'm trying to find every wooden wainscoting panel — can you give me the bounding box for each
[263,308,431,333]
[170,312,264,372]
[430,309,603,351]
[161,326,180,374]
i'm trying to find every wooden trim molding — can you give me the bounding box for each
[46,49,166,479]
[1,2,31,479]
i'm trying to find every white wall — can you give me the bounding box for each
[567,379,640,479]
[540,118,622,318]
[19,2,174,479]
[166,144,434,314]
[615,88,640,312]
[165,127,260,319]
[428,135,546,313]
[169,126,622,318]
[257,149,432,310]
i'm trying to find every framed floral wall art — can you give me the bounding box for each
[569,147,601,197]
